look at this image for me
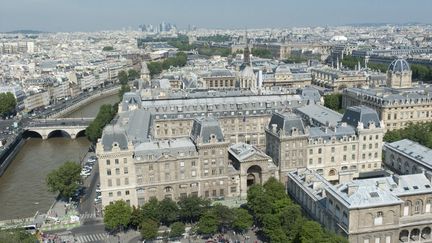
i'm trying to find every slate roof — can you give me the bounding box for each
[268,112,306,136]
[341,105,381,129]
[384,139,432,170]
[190,117,224,144]
[101,125,128,151]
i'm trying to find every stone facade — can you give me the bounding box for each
[288,169,432,243]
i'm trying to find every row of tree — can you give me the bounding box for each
[251,48,273,59]
[247,178,347,243]
[0,229,37,243]
[384,121,432,148]
[147,52,188,77]
[0,92,17,118]
[104,194,253,241]
[85,104,117,143]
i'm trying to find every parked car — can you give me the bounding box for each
[80,170,91,177]
[87,156,97,163]
[94,197,102,204]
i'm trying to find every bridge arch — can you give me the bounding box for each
[76,129,86,138]
[22,130,43,139]
[47,130,72,139]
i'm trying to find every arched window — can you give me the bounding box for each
[374,211,383,225]
[329,169,337,176]
[415,200,423,214]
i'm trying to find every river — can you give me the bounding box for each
[0,94,120,220]
[65,94,120,118]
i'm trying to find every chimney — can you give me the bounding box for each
[347,184,359,196]
[376,180,386,190]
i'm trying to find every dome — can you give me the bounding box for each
[388,59,410,73]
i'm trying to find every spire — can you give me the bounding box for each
[243,29,251,65]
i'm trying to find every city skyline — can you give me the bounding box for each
[1,0,432,32]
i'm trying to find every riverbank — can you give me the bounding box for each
[50,86,120,119]
[0,131,24,177]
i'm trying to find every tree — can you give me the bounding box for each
[118,70,128,85]
[279,204,303,241]
[158,198,179,226]
[128,69,140,80]
[103,200,132,231]
[86,104,116,143]
[0,92,16,117]
[141,197,160,222]
[197,211,218,235]
[0,229,38,243]
[247,185,273,220]
[140,218,158,241]
[118,84,131,99]
[251,48,273,59]
[262,214,288,243]
[169,222,185,238]
[324,93,342,112]
[130,205,143,229]
[178,195,210,223]
[231,208,253,233]
[211,204,234,232]
[147,62,163,76]
[263,177,287,201]
[46,161,81,199]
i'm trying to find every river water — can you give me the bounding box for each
[0,94,119,220]
[65,94,120,118]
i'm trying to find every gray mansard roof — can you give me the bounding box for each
[121,92,141,111]
[134,138,196,158]
[342,105,381,129]
[190,117,224,144]
[268,112,306,136]
[101,125,129,151]
[122,110,152,143]
[229,143,270,162]
[385,139,432,170]
[295,104,342,127]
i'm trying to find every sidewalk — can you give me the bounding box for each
[41,200,81,231]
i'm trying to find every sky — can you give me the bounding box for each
[0,0,431,32]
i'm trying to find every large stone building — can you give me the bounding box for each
[311,66,369,90]
[266,105,385,183]
[97,114,280,206]
[341,58,432,131]
[288,168,432,243]
[262,64,312,88]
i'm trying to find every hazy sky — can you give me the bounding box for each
[1,0,431,32]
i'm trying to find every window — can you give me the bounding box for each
[318,148,322,154]
[109,192,113,197]
[309,159,313,165]
[414,200,423,214]
[220,189,224,196]
[180,161,184,167]
[124,167,128,174]
[108,179,112,187]
[352,154,355,160]
[426,199,432,213]
[125,190,130,195]
[165,163,169,169]
[191,170,196,177]
[124,178,129,185]
[331,147,335,153]
[231,186,237,193]
[343,146,347,151]
[107,169,112,175]
[374,211,383,225]
[115,159,119,165]
[331,157,335,163]
[149,164,153,170]
[117,191,121,196]
[363,144,367,150]
[116,178,120,186]
[212,190,217,197]
[191,161,196,167]
[375,143,378,149]
[352,145,356,150]
[106,159,110,165]
[123,158,127,164]
[115,168,120,175]
[404,201,411,216]
[318,158,322,164]
[309,149,313,155]
[343,155,347,161]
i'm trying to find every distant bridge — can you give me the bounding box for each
[23,118,93,139]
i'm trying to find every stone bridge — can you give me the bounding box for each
[24,118,93,139]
